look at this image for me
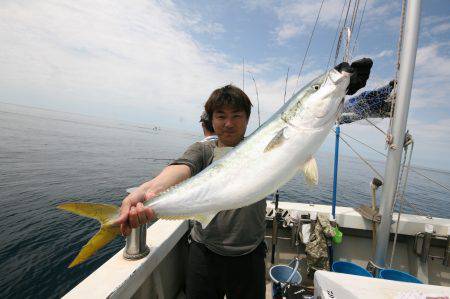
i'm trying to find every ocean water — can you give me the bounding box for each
[0,103,449,298]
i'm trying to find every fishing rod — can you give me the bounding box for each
[271,191,280,265]
[271,67,291,265]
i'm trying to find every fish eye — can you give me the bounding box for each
[312,84,320,91]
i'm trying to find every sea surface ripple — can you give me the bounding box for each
[0,103,449,298]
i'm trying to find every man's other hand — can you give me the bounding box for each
[335,58,373,95]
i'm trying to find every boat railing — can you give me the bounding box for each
[63,219,189,299]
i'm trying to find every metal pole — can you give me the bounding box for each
[374,0,421,267]
[123,224,150,260]
[331,125,340,218]
[123,188,150,260]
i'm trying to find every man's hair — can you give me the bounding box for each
[199,110,214,133]
[204,84,252,120]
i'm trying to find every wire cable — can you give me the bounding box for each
[333,130,383,179]
[389,140,414,267]
[292,0,325,95]
[351,0,368,55]
[336,130,450,192]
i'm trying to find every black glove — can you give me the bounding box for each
[334,58,373,95]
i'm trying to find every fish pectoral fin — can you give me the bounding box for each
[302,157,319,186]
[192,212,218,229]
[58,202,121,268]
[264,127,288,152]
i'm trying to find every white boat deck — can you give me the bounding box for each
[64,219,189,299]
[63,202,450,298]
[269,202,450,236]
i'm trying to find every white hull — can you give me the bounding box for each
[63,201,450,298]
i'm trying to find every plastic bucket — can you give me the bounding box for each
[332,261,373,277]
[378,269,422,284]
[269,265,302,285]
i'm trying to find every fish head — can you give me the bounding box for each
[285,69,350,129]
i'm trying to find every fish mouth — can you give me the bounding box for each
[327,68,351,87]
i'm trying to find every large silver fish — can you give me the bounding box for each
[59,68,350,267]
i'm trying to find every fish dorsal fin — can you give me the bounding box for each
[264,127,289,152]
[302,157,318,185]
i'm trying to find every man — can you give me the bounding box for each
[199,110,218,142]
[117,84,266,298]
[116,59,372,298]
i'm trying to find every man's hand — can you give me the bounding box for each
[335,58,373,95]
[116,189,156,236]
[115,165,191,236]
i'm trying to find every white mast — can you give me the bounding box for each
[374,0,422,267]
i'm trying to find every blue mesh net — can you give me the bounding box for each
[339,82,394,124]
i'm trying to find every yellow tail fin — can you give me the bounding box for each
[58,202,121,268]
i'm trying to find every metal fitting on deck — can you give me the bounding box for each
[366,260,383,277]
[123,224,150,260]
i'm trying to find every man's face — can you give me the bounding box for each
[212,106,249,147]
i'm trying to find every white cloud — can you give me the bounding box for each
[275,0,345,28]
[267,0,400,43]
[411,43,450,108]
[374,50,393,59]
[430,22,450,35]
[241,0,275,11]
[0,0,240,128]
[354,49,393,61]
[275,23,304,44]
[410,118,450,143]
[171,3,226,38]
[420,15,450,39]
[422,15,450,27]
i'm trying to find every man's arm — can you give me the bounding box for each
[117,164,191,236]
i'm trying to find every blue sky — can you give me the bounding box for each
[0,0,449,170]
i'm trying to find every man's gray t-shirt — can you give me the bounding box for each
[170,140,266,256]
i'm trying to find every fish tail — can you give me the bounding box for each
[58,202,121,268]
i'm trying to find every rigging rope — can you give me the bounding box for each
[337,130,450,192]
[387,0,407,141]
[350,0,360,33]
[332,129,383,179]
[334,0,353,65]
[404,198,430,218]
[365,118,387,135]
[283,67,290,104]
[345,0,360,62]
[410,169,450,192]
[248,71,261,127]
[351,0,368,55]
[339,130,387,157]
[242,57,245,91]
[389,137,414,267]
[339,131,434,218]
[326,0,348,70]
[292,0,325,95]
